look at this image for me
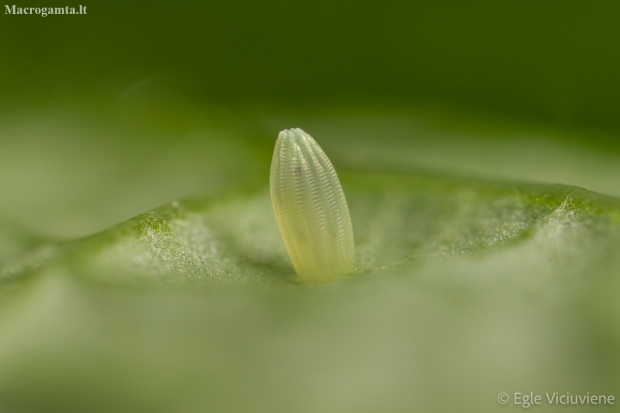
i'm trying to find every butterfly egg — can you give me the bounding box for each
[270,128,354,283]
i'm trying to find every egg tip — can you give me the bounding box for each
[278,128,310,142]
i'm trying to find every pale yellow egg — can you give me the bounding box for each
[270,128,354,283]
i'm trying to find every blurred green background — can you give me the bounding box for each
[2,2,620,413]
[3,0,620,131]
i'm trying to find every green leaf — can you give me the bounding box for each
[1,100,619,413]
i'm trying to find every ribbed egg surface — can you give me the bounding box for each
[270,128,354,283]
